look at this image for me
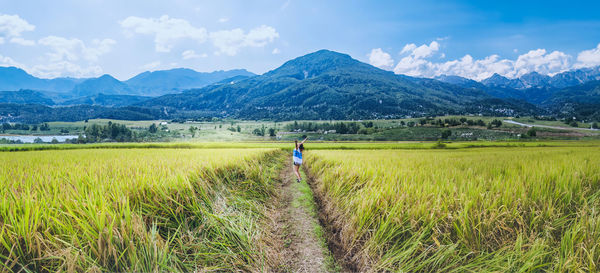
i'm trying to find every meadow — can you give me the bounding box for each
[0,148,284,272]
[306,147,600,272]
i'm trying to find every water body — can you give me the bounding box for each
[0,135,79,143]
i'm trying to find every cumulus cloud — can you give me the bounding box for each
[9,37,35,46]
[390,40,582,80]
[576,43,600,68]
[0,14,35,39]
[29,36,116,78]
[209,25,279,56]
[0,54,24,67]
[120,15,279,56]
[182,49,207,59]
[513,49,571,76]
[38,36,116,62]
[31,62,103,78]
[120,15,208,52]
[368,48,394,70]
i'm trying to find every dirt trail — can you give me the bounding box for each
[262,164,337,272]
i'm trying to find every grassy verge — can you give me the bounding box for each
[292,169,340,272]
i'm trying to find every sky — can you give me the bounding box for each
[1,0,599,81]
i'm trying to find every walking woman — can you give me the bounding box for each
[293,137,308,182]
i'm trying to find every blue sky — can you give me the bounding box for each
[1,0,599,80]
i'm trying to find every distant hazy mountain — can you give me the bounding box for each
[0,67,83,92]
[481,73,526,89]
[0,66,256,99]
[549,67,600,89]
[0,90,54,105]
[72,74,134,97]
[140,50,534,120]
[435,75,487,89]
[480,67,600,90]
[61,93,152,107]
[125,68,255,96]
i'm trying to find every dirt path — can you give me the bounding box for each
[262,164,338,272]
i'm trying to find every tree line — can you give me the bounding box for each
[1,122,50,132]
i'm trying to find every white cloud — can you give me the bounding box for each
[10,37,35,46]
[38,36,116,62]
[120,15,278,56]
[400,41,440,59]
[513,49,571,76]
[182,49,207,59]
[0,54,24,67]
[31,61,103,78]
[576,43,600,68]
[272,48,281,54]
[391,40,580,80]
[218,17,229,23]
[140,61,161,70]
[209,25,279,56]
[120,15,207,52]
[368,48,394,70]
[0,14,35,39]
[29,36,116,78]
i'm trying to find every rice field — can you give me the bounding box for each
[3,142,600,272]
[0,148,283,272]
[306,147,600,272]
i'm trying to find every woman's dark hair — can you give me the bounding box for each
[299,144,304,151]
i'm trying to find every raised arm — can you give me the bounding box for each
[300,137,308,145]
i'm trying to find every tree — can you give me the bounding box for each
[33,137,44,144]
[237,125,241,132]
[268,128,276,137]
[593,122,599,129]
[569,120,578,127]
[491,119,502,127]
[441,129,452,139]
[149,123,158,133]
[51,138,59,144]
[189,126,198,137]
[527,127,537,137]
[252,128,264,136]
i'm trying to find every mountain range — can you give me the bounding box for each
[0,67,255,105]
[138,50,539,120]
[0,49,599,122]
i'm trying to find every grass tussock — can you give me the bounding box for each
[0,148,285,272]
[306,147,600,272]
